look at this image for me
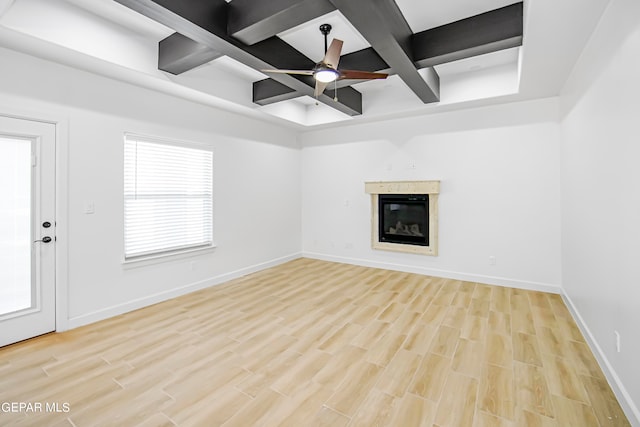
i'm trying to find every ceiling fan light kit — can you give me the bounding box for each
[314,68,339,82]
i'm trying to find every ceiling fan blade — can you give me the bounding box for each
[322,39,343,69]
[314,80,330,98]
[261,69,314,75]
[339,70,389,80]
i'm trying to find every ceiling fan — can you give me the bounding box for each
[261,24,388,99]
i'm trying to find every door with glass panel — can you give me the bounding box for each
[0,116,56,347]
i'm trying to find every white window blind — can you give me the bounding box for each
[124,135,213,259]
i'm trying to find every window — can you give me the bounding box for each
[124,134,213,260]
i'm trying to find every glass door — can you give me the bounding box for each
[0,116,56,347]
[0,136,33,315]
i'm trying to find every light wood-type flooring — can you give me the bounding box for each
[0,258,631,426]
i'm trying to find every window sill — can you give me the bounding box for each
[122,244,217,269]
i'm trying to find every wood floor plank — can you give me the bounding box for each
[542,354,590,404]
[478,364,515,420]
[403,322,437,355]
[514,361,554,418]
[163,385,249,425]
[409,353,451,401]
[469,298,491,318]
[485,332,513,368]
[434,372,479,427]
[461,315,488,342]
[476,412,514,427]
[235,350,300,397]
[488,311,511,337]
[452,338,484,378]
[389,393,436,427]
[451,291,473,308]
[312,345,366,390]
[324,360,383,416]
[375,349,422,397]
[221,388,287,427]
[428,325,460,358]
[272,349,332,395]
[275,381,335,427]
[442,306,468,328]
[490,286,511,314]
[516,409,557,427]
[511,295,536,335]
[351,320,391,350]
[580,374,632,427]
[365,330,407,367]
[565,340,605,379]
[318,322,363,354]
[310,406,350,427]
[0,258,628,427]
[348,389,397,427]
[512,332,543,367]
[551,394,600,427]
[474,284,493,301]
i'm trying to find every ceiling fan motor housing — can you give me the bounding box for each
[319,23,332,36]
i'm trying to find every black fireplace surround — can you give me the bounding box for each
[378,194,429,246]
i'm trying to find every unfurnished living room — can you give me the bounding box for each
[0,0,638,426]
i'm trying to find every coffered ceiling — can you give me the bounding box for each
[0,0,611,128]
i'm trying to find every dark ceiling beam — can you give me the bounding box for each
[253,75,367,105]
[253,79,298,105]
[158,32,221,75]
[252,78,362,113]
[114,0,363,115]
[413,2,523,69]
[228,0,335,45]
[327,0,439,104]
[339,48,390,74]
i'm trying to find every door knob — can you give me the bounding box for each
[34,236,52,243]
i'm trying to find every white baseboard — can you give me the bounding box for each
[302,251,561,294]
[66,252,302,330]
[561,292,640,426]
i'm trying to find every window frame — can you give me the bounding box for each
[123,133,215,264]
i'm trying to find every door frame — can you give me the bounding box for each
[0,105,69,333]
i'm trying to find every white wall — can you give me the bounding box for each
[299,99,562,292]
[560,0,640,421]
[0,47,301,328]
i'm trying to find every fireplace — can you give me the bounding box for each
[365,181,439,256]
[379,194,429,246]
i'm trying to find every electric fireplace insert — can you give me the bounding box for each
[378,194,429,247]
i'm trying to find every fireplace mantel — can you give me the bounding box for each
[365,181,440,256]
[365,180,440,195]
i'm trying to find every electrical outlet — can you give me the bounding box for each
[488,256,496,265]
[615,330,621,353]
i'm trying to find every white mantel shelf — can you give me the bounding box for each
[365,180,440,256]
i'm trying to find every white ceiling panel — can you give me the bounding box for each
[278,10,370,63]
[395,0,518,32]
